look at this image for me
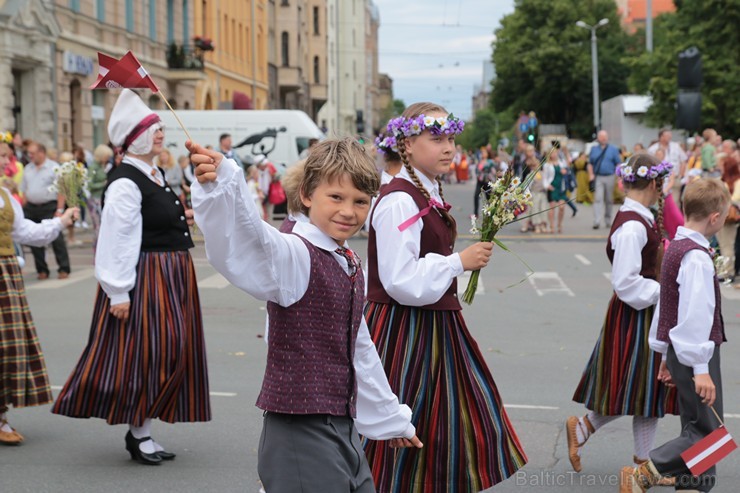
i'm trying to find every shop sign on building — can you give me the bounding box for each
[63,51,94,76]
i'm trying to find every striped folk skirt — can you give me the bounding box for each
[572,294,679,417]
[51,251,211,426]
[362,302,527,493]
[0,255,53,410]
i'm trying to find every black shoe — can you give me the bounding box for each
[156,450,176,461]
[125,431,162,465]
[572,208,578,218]
[592,224,600,230]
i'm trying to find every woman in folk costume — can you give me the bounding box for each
[568,153,678,482]
[363,102,527,493]
[52,89,210,465]
[0,140,77,445]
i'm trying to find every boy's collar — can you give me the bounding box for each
[674,226,710,249]
[293,220,348,251]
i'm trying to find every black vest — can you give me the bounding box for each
[103,162,194,252]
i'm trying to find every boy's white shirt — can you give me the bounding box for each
[610,198,661,310]
[648,226,717,375]
[370,165,464,306]
[191,157,416,440]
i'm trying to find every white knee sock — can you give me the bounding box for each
[129,419,155,454]
[577,411,620,444]
[0,412,13,433]
[632,416,658,462]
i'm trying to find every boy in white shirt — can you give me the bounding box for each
[188,138,421,493]
[622,178,731,492]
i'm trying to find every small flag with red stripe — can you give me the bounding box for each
[681,426,737,476]
[90,51,159,93]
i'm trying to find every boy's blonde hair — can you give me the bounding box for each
[299,138,380,215]
[282,159,306,215]
[682,178,731,220]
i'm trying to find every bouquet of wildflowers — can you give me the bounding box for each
[50,160,89,208]
[462,142,561,304]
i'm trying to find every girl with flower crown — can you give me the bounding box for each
[0,139,78,445]
[567,153,679,482]
[364,102,527,493]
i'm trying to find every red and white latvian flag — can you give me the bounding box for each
[681,426,737,476]
[90,51,159,93]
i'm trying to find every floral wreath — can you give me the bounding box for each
[616,160,673,182]
[1,132,12,144]
[374,133,399,155]
[386,113,465,139]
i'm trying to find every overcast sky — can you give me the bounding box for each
[375,0,515,121]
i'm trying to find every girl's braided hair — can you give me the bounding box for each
[396,102,457,241]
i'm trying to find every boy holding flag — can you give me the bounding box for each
[621,179,733,492]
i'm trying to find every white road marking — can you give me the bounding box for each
[51,385,236,397]
[603,272,612,282]
[528,272,574,297]
[505,404,559,410]
[46,384,740,415]
[458,271,484,295]
[198,272,231,289]
[27,268,95,290]
[574,254,592,266]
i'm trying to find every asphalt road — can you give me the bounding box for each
[3,178,739,492]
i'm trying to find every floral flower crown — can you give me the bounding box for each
[1,132,12,144]
[616,160,673,182]
[374,133,399,155]
[387,113,465,139]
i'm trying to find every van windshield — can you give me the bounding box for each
[296,137,312,156]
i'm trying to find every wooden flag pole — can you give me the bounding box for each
[710,405,725,428]
[158,91,193,143]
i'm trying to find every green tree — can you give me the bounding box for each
[625,1,740,136]
[458,109,508,150]
[490,0,630,139]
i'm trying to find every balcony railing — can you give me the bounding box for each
[166,43,207,71]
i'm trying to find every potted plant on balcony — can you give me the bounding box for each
[193,36,215,52]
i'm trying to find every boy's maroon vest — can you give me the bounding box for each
[367,178,461,311]
[606,211,659,279]
[257,234,364,417]
[656,238,725,345]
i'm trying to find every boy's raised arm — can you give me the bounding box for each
[188,141,310,306]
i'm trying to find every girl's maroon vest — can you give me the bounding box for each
[606,211,659,279]
[257,234,364,417]
[656,238,725,345]
[367,178,461,311]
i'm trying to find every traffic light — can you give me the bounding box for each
[676,47,702,132]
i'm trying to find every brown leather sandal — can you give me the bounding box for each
[633,456,675,487]
[0,420,23,445]
[566,415,593,472]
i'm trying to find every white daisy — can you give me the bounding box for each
[637,166,649,177]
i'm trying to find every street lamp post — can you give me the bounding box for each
[576,18,609,133]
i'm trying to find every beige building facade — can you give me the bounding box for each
[194,0,270,111]
[52,0,202,152]
[0,0,59,149]
[272,0,327,121]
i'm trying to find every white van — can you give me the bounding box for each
[154,109,324,171]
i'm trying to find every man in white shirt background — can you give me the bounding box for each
[20,142,71,280]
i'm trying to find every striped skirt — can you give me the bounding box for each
[572,294,679,417]
[51,251,211,425]
[362,302,527,493]
[0,255,53,410]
